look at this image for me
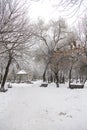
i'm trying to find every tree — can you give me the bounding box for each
[76,14,87,82]
[50,50,65,87]
[34,18,68,82]
[58,0,86,13]
[50,30,84,87]
[0,0,33,91]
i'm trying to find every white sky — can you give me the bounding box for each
[29,0,59,22]
[28,0,86,27]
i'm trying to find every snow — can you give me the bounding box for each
[0,81,87,130]
[17,70,27,75]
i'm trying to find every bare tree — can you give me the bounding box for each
[0,0,33,92]
[50,50,65,87]
[76,14,87,83]
[34,18,68,82]
[58,0,86,13]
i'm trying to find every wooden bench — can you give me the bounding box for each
[69,84,84,89]
[0,88,8,92]
[40,83,48,87]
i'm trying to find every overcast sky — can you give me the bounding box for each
[28,0,86,27]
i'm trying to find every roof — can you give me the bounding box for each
[17,70,27,75]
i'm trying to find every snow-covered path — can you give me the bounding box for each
[0,81,87,130]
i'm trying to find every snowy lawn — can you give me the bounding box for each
[0,81,87,130]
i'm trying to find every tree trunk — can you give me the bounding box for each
[43,62,49,82]
[50,74,53,83]
[43,70,46,82]
[0,63,3,83]
[1,58,12,91]
[55,72,59,87]
[69,66,72,88]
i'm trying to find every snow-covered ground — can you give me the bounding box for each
[0,80,87,130]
